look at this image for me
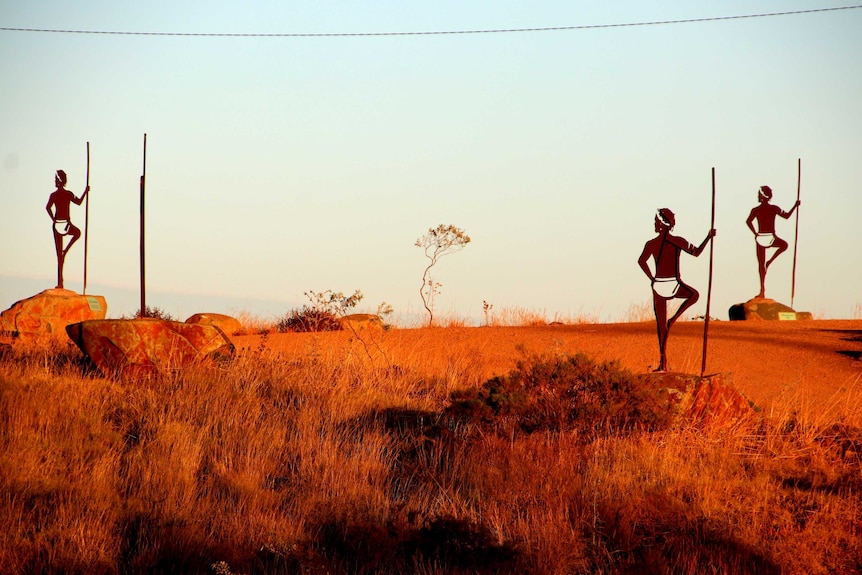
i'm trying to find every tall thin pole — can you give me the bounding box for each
[791,158,801,309]
[83,141,90,294]
[140,134,147,316]
[701,167,716,378]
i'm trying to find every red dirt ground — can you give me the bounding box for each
[233,319,862,420]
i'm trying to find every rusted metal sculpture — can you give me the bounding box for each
[638,208,715,372]
[45,169,89,289]
[745,183,800,299]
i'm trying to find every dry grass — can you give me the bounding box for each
[1,334,860,574]
[485,306,601,327]
[231,310,277,335]
[440,314,471,328]
[620,300,654,323]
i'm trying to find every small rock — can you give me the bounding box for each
[339,313,385,331]
[728,297,812,321]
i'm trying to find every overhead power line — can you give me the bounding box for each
[2,5,861,38]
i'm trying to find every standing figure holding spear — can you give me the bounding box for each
[745,185,800,299]
[46,169,89,289]
[638,208,715,372]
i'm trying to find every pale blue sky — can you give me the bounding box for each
[2,1,861,323]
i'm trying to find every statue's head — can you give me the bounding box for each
[758,185,772,201]
[656,208,675,231]
[55,170,67,187]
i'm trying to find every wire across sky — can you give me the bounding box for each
[2,5,861,37]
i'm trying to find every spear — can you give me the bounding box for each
[140,133,147,316]
[83,141,90,294]
[791,158,801,309]
[701,167,716,378]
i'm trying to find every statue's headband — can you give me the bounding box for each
[656,208,675,229]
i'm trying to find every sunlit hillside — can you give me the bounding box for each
[1,318,860,574]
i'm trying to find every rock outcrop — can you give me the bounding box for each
[728,297,813,321]
[66,318,235,379]
[185,312,243,335]
[0,288,107,338]
[639,372,755,430]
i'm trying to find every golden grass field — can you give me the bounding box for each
[1,317,861,574]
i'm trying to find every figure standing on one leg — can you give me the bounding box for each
[745,185,800,298]
[46,169,88,289]
[638,208,715,372]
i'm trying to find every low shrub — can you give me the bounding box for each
[276,289,366,332]
[446,353,674,438]
[276,307,343,333]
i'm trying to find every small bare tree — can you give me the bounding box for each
[415,224,471,327]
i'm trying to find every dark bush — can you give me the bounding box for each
[446,353,674,438]
[295,515,521,574]
[276,306,343,333]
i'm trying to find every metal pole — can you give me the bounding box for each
[701,167,716,378]
[83,141,90,294]
[791,158,801,309]
[140,134,147,317]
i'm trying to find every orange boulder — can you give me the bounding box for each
[66,318,235,379]
[185,312,243,335]
[640,372,756,430]
[0,288,107,339]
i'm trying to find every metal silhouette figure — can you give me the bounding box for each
[46,169,89,289]
[745,185,800,299]
[638,208,715,372]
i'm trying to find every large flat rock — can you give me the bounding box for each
[66,318,235,379]
[0,288,107,338]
